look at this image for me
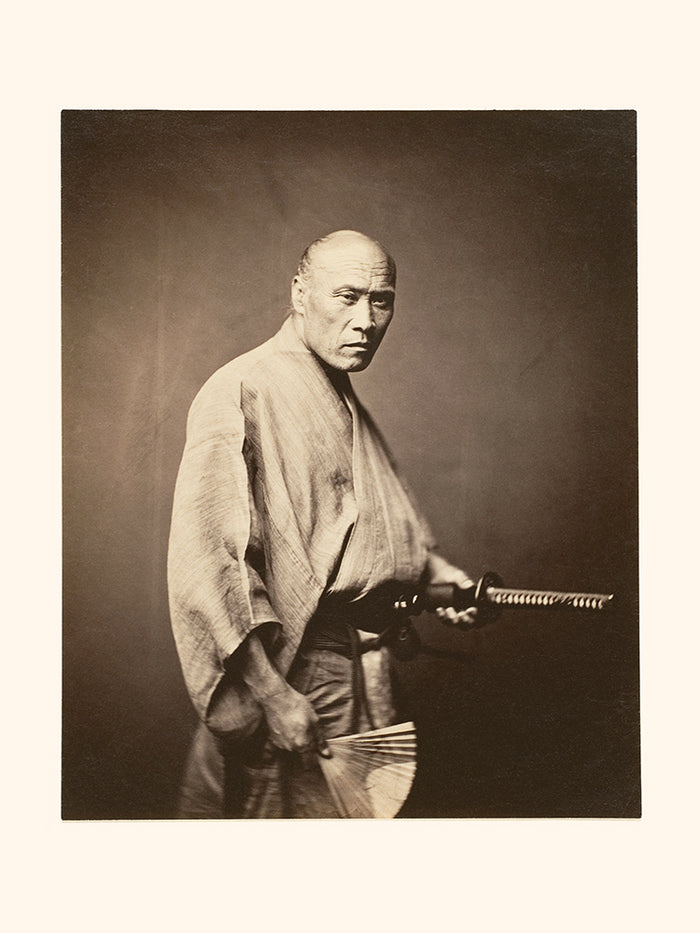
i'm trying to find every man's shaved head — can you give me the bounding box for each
[296,230,396,287]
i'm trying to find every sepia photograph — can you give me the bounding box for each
[62,110,639,820]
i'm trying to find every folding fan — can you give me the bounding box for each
[318,721,417,819]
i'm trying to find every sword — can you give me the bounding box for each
[394,571,614,625]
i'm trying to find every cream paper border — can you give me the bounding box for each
[4,2,697,930]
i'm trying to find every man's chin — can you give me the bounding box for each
[345,358,373,372]
[339,347,376,372]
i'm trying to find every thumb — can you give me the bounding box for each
[453,571,474,589]
[315,728,332,759]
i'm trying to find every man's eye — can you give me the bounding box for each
[372,296,391,309]
[338,293,357,304]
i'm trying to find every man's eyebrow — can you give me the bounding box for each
[330,284,396,297]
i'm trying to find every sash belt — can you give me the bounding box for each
[300,596,404,733]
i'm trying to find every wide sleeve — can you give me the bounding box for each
[167,372,280,723]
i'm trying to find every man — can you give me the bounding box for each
[168,230,478,818]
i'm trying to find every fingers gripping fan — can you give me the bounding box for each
[318,722,417,819]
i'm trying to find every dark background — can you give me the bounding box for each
[62,111,638,819]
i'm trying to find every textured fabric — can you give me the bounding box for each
[177,636,396,819]
[168,315,435,736]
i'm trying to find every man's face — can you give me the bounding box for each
[292,237,395,372]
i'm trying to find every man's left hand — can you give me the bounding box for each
[426,552,479,628]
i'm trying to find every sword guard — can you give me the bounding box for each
[472,571,503,625]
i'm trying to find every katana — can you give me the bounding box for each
[395,571,614,624]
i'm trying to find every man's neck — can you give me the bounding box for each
[289,312,352,399]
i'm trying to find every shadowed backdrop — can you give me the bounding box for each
[62,111,638,819]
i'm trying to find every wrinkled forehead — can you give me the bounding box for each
[309,239,396,287]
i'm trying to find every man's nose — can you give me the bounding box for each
[351,296,376,332]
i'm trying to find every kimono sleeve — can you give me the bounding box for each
[167,373,280,723]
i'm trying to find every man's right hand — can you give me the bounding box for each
[260,684,330,757]
[238,632,331,757]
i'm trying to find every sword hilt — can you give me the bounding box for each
[402,571,614,625]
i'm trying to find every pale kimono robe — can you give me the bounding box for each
[168,315,435,816]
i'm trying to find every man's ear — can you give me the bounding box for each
[291,276,306,316]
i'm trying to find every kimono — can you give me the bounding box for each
[168,315,435,816]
